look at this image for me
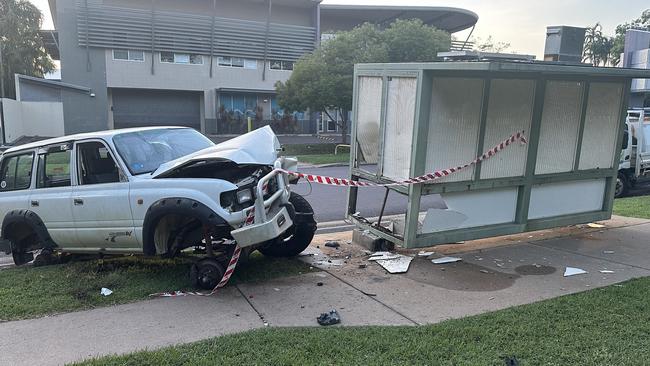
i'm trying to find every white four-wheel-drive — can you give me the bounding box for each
[0,126,316,289]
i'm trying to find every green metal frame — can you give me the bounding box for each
[347,61,649,249]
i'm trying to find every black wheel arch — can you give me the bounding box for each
[1,210,57,251]
[142,197,229,256]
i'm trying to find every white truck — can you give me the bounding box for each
[617,108,650,198]
[0,126,316,289]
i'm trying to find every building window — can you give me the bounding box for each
[269,60,294,71]
[160,52,203,65]
[218,57,258,69]
[113,49,144,62]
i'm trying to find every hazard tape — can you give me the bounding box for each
[281,131,527,187]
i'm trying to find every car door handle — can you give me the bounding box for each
[74,198,84,206]
[30,200,39,207]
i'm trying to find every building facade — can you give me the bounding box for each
[621,29,650,108]
[42,0,478,136]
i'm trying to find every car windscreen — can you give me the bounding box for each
[113,129,214,175]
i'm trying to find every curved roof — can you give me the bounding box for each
[319,4,478,33]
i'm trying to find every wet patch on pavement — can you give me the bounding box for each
[515,264,557,276]
[402,258,519,291]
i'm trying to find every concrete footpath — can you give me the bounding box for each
[2,217,650,365]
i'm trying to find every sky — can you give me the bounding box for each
[29,0,650,58]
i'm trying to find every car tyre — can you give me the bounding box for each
[190,258,225,290]
[615,173,629,198]
[258,192,316,258]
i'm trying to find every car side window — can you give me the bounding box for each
[77,141,121,185]
[0,153,34,192]
[36,150,72,189]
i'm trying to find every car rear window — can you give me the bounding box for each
[0,153,34,192]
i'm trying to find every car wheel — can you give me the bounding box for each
[615,173,629,198]
[190,258,225,290]
[11,244,34,266]
[258,192,317,258]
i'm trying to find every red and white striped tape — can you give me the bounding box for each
[281,131,527,187]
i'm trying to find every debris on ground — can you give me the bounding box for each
[317,282,324,286]
[418,251,435,257]
[599,270,615,274]
[317,310,341,326]
[564,267,588,277]
[587,223,606,228]
[358,264,368,269]
[603,250,615,254]
[100,288,113,296]
[368,252,401,261]
[375,255,414,274]
[432,256,462,264]
[368,251,414,274]
[325,241,341,249]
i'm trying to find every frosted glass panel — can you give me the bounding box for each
[481,79,535,179]
[441,188,518,229]
[356,77,383,164]
[426,77,484,182]
[529,179,606,219]
[535,81,583,175]
[578,82,624,170]
[382,77,417,180]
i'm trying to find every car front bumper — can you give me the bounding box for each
[230,158,295,248]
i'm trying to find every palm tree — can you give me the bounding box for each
[583,23,614,66]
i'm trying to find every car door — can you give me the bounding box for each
[72,140,138,251]
[0,151,35,227]
[29,144,79,246]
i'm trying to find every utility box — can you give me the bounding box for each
[347,61,650,248]
[544,26,586,63]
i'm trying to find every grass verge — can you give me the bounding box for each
[297,153,350,166]
[76,277,650,365]
[613,195,650,219]
[0,252,312,321]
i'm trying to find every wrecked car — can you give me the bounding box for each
[0,126,316,288]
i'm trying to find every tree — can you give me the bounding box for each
[583,23,614,66]
[276,19,451,143]
[610,9,650,66]
[473,35,511,53]
[0,0,54,99]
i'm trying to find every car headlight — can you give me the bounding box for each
[236,189,253,204]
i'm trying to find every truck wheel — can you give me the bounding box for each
[615,173,629,198]
[190,258,225,290]
[258,192,317,258]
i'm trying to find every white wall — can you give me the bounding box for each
[1,98,65,144]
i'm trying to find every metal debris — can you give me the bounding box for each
[375,255,413,274]
[603,250,615,254]
[418,251,435,257]
[368,252,401,261]
[564,267,587,277]
[317,310,341,326]
[431,256,462,264]
[599,270,615,274]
